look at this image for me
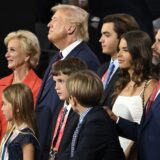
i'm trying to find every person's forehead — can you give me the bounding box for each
[53,73,68,79]
[102,22,114,30]
[156,30,160,39]
[52,10,65,19]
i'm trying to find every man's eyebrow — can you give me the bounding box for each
[102,31,110,35]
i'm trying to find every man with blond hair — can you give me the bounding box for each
[36,4,99,160]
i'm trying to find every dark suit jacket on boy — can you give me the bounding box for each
[59,107,125,160]
[41,101,79,160]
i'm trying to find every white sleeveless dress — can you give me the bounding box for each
[112,94,143,151]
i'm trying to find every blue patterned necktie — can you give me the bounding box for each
[71,120,82,158]
[104,62,115,88]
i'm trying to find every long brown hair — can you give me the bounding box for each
[112,30,158,104]
[3,83,36,132]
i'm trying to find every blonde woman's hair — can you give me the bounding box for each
[4,30,41,68]
[51,4,89,41]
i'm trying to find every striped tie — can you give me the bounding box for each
[104,62,115,88]
[71,121,82,158]
[59,107,68,128]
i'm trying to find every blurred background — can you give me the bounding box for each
[0,0,160,78]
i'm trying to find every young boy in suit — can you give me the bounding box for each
[45,58,87,160]
[61,70,125,160]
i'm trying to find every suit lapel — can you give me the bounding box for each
[58,108,79,153]
[51,101,64,133]
[98,62,110,77]
[66,42,83,58]
[61,110,79,139]
[77,108,94,135]
[37,53,59,101]
[142,93,160,128]
[105,69,119,91]
[100,69,119,105]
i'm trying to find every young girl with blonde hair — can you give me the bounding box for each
[0,83,39,160]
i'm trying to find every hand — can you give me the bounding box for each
[103,106,118,122]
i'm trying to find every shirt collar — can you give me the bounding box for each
[64,101,72,112]
[61,40,82,59]
[79,107,92,124]
[110,58,119,71]
[110,58,118,65]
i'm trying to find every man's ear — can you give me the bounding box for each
[70,96,78,107]
[67,25,76,35]
[72,96,78,106]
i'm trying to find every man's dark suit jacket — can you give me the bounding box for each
[97,62,119,108]
[59,107,125,160]
[42,101,79,160]
[36,42,100,159]
[117,93,160,160]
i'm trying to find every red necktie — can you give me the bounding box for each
[146,81,160,114]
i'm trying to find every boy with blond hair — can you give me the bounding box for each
[59,70,125,160]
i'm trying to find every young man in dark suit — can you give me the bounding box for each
[41,58,87,160]
[88,0,160,56]
[59,70,125,160]
[97,13,139,107]
[35,4,100,159]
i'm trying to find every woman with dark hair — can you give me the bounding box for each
[111,30,158,159]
